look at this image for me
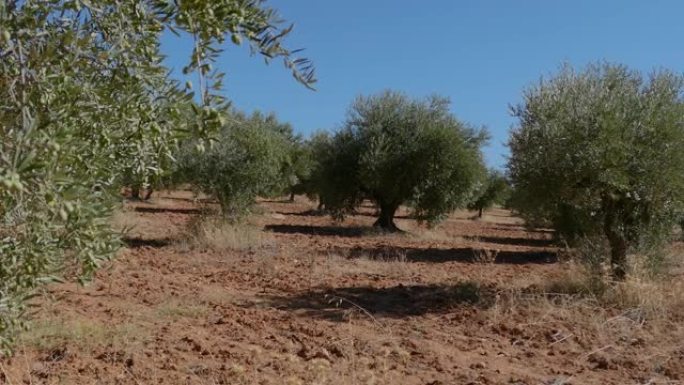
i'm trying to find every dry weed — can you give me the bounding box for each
[410,226,463,244]
[472,247,499,264]
[542,252,684,323]
[313,251,415,284]
[18,317,148,352]
[110,208,149,237]
[487,253,684,383]
[155,299,212,320]
[182,216,275,253]
[195,286,239,308]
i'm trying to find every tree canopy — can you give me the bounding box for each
[508,63,684,279]
[468,169,509,218]
[0,0,314,352]
[315,91,487,231]
[175,111,292,218]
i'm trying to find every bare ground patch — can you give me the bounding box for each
[1,192,681,385]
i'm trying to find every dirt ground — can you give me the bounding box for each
[1,191,682,385]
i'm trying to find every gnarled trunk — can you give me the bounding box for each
[373,203,400,232]
[607,232,628,280]
[603,197,628,280]
[131,185,141,200]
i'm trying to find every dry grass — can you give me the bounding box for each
[485,252,684,384]
[606,278,684,322]
[110,207,143,234]
[540,251,684,321]
[195,286,239,308]
[409,226,461,243]
[18,317,148,353]
[155,299,212,320]
[111,207,180,241]
[312,251,416,284]
[472,247,499,264]
[182,217,276,253]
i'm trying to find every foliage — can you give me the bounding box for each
[175,111,291,218]
[282,138,316,201]
[508,63,684,279]
[315,90,487,230]
[468,169,509,217]
[255,114,315,201]
[0,0,314,353]
[300,130,333,206]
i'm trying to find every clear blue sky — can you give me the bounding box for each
[161,1,684,169]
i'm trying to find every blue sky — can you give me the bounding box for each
[161,1,684,169]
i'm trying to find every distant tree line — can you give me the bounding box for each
[167,64,684,284]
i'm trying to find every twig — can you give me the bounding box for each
[0,361,14,385]
[549,333,574,346]
[578,344,613,361]
[326,295,380,326]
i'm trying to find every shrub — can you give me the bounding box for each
[300,131,334,208]
[468,169,510,218]
[282,139,316,201]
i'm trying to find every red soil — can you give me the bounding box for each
[1,191,681,384]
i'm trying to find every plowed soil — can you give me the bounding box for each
[1,191,682,385]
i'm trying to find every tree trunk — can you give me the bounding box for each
[478,207,483,218]
[289,191,295,202]
[131,185,140,200]
[373,203,400,232]
[603,198,627,280]
[608,233,628,281]
[143,188,153,201]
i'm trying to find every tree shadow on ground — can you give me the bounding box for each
[484,212,519,218]
[134,206,206,215]
[464,235,556,248]
[337,245,557,264]
[273,209,412,220]
[349,211,411,220]
[264,282,495,321]
[484,223,556,233]
[264,224,372,238]
[122,237,173,249]
[162,196,217,204]
[260,198,297,203]
[274,210,328,217]
[485,224,527,231]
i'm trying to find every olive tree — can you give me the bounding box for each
[175,111,291,218]
[317,91,487,231]
[297,130,333,209]
[282,141,315,201]
[255,115,314,202]
[468,169,509,218]
[0,0,314,352]
[508,63,684,280]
